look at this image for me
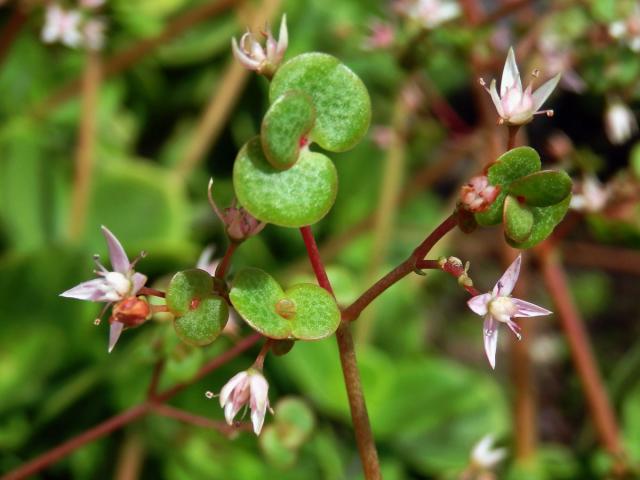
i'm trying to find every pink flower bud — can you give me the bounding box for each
[460,176,500,213]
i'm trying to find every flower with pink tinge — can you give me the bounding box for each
[480,47,561,126]
[219,368,272,435]
[570,175,609,213]
[41,4,83,48]
[470,434,507,470]
[208,179,266,243]
[231,15,288,77]
[609,7,640,52]
[60,226,147,352]
[363,19,395,50]
[395,0,460,29]
[83,18,106,51]
[467,255,552,369]
[460,175,500,213]
[604,98,638,145]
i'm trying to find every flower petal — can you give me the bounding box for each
[130,272,148,296]
[219,371,248,407]
[224,400,243,425]
[531,73,561,112]
[468,293,492,316]
[231,37,261,70]
[276,14,288,56]
[108,321,124,353]
[60,278,110,301]
[511,298,552,317]
[483,315,498,370]
[493,255,521,297]
[500,47,521,97]
[249,373,269,435]
[488,79,505,118]
[101,226,130,273]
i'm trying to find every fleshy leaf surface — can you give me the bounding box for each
[233,137,338,228]
[487,147,541,186]
[507,195,571,249]
[270,53,371,152]
[229,267,340,340]
[261,90,316,170]
[508,170,572,207]
[166,269,228,346]
[503,195,533,243]
[475,190,507,226]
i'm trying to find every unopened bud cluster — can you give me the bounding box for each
[460,176,500,213]
[232,15,288,78]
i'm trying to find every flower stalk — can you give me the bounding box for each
[299,226,381,480]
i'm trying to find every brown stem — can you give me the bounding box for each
[479,0,535,25]
[416,258,480,296]
[253,339,272,370]
[536,246,624,464]
[139,287,166,298]
[357,80,410,344]
[299,226,381,480]
[113,433,145,480]
[33,0,240,119]
[2,403,151,480]
[2,334,261,479]
[147,359,165,400]
[342,213,458,321]
[0,5,28,68]
[502,246,537,460]
[507,125,520,150]
[68,51,101,240]
[215,242,238,279]
[152,404,251,435]
[561,241,640,275]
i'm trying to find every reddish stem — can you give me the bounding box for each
[342,213,458,321]
[152,404,251,435]
[215,242,238,279]
[416,258,480,296]
[501,247,537,460]
[139,287,166,298]
[2,404,151,480]
[299,226,381,480]
[0,5,27,68]
[537,246,624,463]
[2,334,261,479]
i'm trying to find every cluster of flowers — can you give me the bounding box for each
[41,0,106,50]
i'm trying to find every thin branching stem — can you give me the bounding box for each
[342,213,458,321]
[299,226,381,480]
[2,334,261,479]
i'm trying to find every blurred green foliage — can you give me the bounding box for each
[1,0,640,479]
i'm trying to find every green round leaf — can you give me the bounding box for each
[507,195,571,249]
[488,146,541,186]
[166,269,228,346]
[233,137,338,228]
[259,425,298,469]
[508,170,572,207]
[229,267,340,340]
[503,195,534,243]
[475,190,506,226]
[273,397,315,449]
[270,53,371,152]
[261,90,316,170]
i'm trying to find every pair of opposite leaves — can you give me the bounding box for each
[233,52,372,228]
[165,267,341,346]
[475,146,572,248]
